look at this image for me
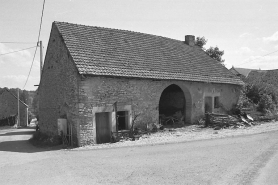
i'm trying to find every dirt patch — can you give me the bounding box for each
[77,121,278,150]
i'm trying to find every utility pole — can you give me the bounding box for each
[17,88,20,127]
[36,41,43,128]
[26,107,28,126]
[39,41,43,77]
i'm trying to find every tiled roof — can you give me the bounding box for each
[233,67,255,77]
[54,21,243,85]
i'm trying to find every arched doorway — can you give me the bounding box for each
[159,84,186,126]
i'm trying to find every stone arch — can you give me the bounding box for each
[158,84,192,125]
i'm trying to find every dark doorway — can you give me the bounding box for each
[159,84,185,126]
[205,96,213,113]
[117,111,128,130]
[96,112,111,144]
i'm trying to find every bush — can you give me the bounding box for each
[243,83,278,114]
[257,94,276,113]
[237,88,254,109]
[245,84,261,104]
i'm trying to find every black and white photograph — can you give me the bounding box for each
[1,0,278,184]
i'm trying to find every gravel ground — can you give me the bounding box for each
[77,121,278,150]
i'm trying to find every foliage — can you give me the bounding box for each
[205,46,225,64]
[245,84,261,104]
[195,36,207,49]
[239,82,278,114]
[257,94,276,113]
[194,36,225,64]
[237,87,254,109]
[32,90,39,118]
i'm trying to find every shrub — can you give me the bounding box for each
[243,83,278,114]
[257,94,276,113]
[237,88,254,109]
[245,84,261,104]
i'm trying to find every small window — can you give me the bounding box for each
[214,97,220,109]
[117,111,128,130]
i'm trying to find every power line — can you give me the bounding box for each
[0,42,36,44]
[0,46,37,56]
[238,49,278,66]
[22,46,38,89]
[23,0,46,89]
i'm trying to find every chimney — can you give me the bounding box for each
[185,35,195,46]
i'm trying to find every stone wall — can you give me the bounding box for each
[78,76,241,146]
[39,23,80,145]
[39,24,241,147]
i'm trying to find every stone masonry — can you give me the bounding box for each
[39,22,242,147]
[39,24,80,145]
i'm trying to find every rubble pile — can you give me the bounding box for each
[206,112,254,130]
[159,111,185,127]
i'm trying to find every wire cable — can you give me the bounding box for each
[0,42,36,44]
[23,0,46,89]
[0,46,37,56]
[238,49,278,66]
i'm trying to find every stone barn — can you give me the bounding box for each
[39,21,243,146]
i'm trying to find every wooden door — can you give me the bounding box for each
[96,112,111,144]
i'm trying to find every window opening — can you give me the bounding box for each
[117,111,128,130]
[214,96,220,109]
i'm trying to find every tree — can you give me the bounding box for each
[258,94,274,113]
[206,46,225,64]
[32,90,39,118]
[195,36,207,49]
[195,36,225,64]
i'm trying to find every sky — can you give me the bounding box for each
[1,0,278,90]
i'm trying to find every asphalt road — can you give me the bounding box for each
[0,126,278,185]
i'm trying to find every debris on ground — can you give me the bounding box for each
[78,122,278,150]
[206,112,255,130]
[109,111,275,145]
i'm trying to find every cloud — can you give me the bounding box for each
[258,47,267,53]
[0,43,39,68]
[240,55,278,70]
[0,44,40,90]
[263,31,278,42]
[239,32,254,38]
[2,75,27,83]
[236,47,254,55]
[0,75,39,90]
[55,10,72,18]
[223,61,232,69]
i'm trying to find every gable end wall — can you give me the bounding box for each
[39,23,80,145]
